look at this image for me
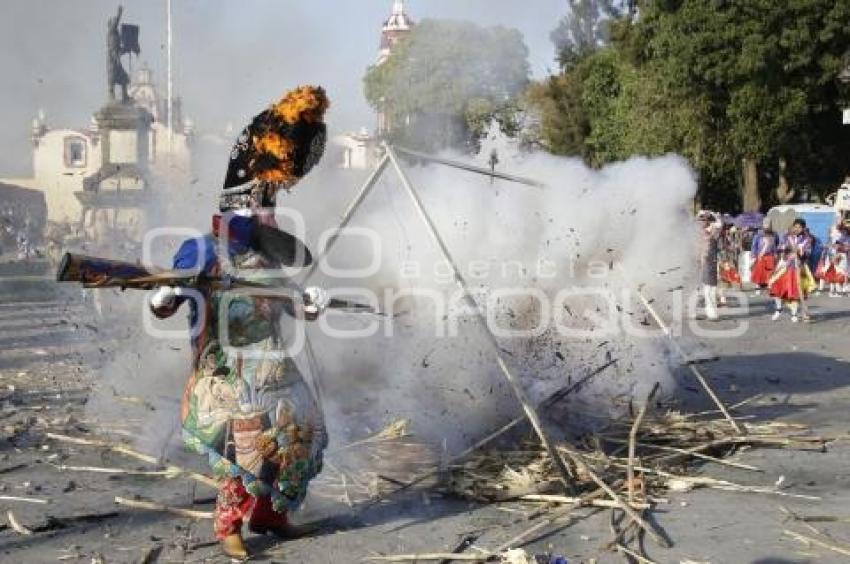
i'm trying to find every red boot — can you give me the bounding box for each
[248,495,294,537]
[214,477,253,559]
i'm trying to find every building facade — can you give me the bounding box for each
[1,65,192,233]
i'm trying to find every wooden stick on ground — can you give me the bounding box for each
[603,437,761,472]
[0,495,49,505]
[0,464,26,475]
[520,494,650,510]
[686,394,762,417]
[491,484,613,554]
[629,382,660,504]
[364,554,490,562]
[788,515,850,524]
[6,510,32,535]
[114,497,213,520]
[783,529,850,557]
[635,290,744,435]
[46,432,217,488]
[615,543,658,564]
[650,435,824,465]
[666,476,821,500]
[492,504,578,554]
[560,445,671,548]
[51,464,182,478]
[778,505,830,537]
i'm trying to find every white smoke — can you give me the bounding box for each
[296,131,699,449]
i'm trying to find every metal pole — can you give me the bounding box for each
[301,153,390,283]
[384,144,576,492]
[394,145,545,188]
[166,0,174,159]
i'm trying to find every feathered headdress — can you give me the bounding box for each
[221,85,329,210]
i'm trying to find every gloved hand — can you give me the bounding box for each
[302,286,329,317]
[149,286,184,310]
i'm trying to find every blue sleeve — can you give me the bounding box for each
[172,235,218,274]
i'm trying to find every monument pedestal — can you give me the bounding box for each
[77,102,153,235]
[93,101,152,168]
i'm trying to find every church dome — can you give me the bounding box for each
[377,1,414,64]
[382,0,414,34]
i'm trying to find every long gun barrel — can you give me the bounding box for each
[56,252,393,316]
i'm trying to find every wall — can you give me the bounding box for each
[31,128,101,223]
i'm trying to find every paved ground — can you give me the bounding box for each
[1,272,850,563]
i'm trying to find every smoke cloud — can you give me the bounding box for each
[299,133,698,450]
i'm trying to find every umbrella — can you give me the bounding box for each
[733,212,764,229]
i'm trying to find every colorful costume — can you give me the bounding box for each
[718,227,741,286]
[750,230,779,287]
[769,253,815,301]
[816,245,847,284]
[769,230,816,320]
[815,229,849,289]
[150,86,330,547]
[170,217,327,536]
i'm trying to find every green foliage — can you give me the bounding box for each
[363,19,530,152]
[527,0,850,211]
[524,72,590,157]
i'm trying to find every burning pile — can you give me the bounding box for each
[448,408,826,504]
[359,393,831,563]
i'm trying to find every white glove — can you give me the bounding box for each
[303,286,330,316]
[149,286,183,310]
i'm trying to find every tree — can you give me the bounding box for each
[364,19,530,153]
[632,0,850,210]
[550,0,623,70]
[524,0,619,158]
[529,0,850,211]
[524,71,590,157]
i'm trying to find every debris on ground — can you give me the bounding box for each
[357,390,833,562]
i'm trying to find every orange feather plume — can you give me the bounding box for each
[271,85,330,124]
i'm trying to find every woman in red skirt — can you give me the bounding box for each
[750,220,779,294]
[817,224,850,296]
[769,219,815,322]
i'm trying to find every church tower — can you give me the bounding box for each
[377,0,414,66]
[376,1,414,135]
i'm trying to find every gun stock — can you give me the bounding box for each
[56,253,163,288]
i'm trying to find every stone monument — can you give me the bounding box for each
[107,6,130,102]
[77,6,151,228]
[90,5,150,179]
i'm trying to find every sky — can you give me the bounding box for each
[0,0,565,175]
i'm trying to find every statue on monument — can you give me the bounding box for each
[107,6,130,102]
